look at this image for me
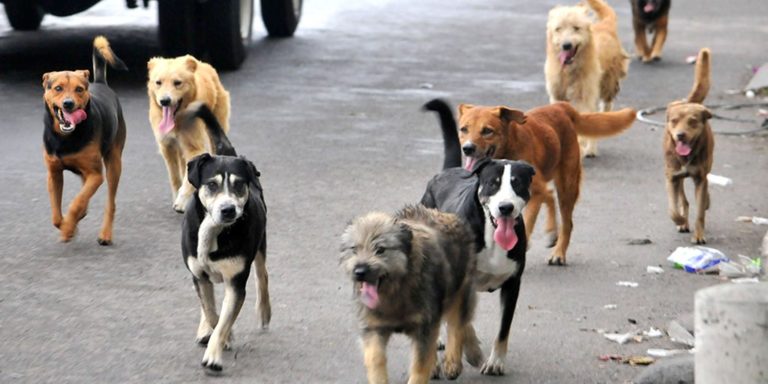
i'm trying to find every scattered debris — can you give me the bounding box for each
[731,277,760,284]
[604,304,618,310]
[642,327,664,338]
[667,246,729,273]
[718,255,762,278]
[667,321,695,348]
[418,82,434,89]
[625,356,655,366]
[616,281,639,288]
[706,173,732,187]
[628,318,638,325]
[736,216,768,225]
[745,63,768,94]
[598,354,623,362]
[646,266,664,274]
[604,332,634,344]
[685,55,697,64]
[647,348,689,358]
[628,238,653,245]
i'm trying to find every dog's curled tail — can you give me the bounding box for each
[572,106,637,138]
[423,98,462,170]
[584,0,617,28]
[686,48,711,104]
[92,36,127,84]
[182,101,237,156]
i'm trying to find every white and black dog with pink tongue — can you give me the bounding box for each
[420,99,534,376]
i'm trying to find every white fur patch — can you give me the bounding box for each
[488,164,526,220]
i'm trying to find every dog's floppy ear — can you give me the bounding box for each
[699,106,713,121]
[470,157,493,175]
[187,153,213,189]
[515,160,536,183]
[184,55,198,72]
[458,103,474,117]
[42,72,51,88]
[147,57,159,71]
[77,70,90,81]
[497,107,527,125]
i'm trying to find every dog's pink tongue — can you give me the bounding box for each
[360,282,379,309]
[464,157,477,171]
[644,3,655,12]
[676,141,692,156]
[63,109,87,125]
[494,217,519,251]
[559,51,572,66]
[158,106,175,134]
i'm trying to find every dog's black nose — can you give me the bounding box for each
[353,265,370,282]
[562,42,573,51]
[159,97,172,107]
[462,143,476,156]
[220,205,236,220]
[675,133,686,141]
[62,99,75,111]
[498,203,515,216]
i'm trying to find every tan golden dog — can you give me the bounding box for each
[664,48,713,244]
[458,102,636,265]
[147,55,230,212]
[545,0,630,157]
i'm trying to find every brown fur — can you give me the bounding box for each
[340,206,482,383]
[630,0,671,62]
[664,48,713,244]
[146,55,231,212]
[545,0,630,157]
[41,37,125,244]
[458,102,636,265]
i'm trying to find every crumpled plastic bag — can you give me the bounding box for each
[667,246,728,273]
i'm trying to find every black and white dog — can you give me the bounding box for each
[180,103,270,373]
[420,99,534,376]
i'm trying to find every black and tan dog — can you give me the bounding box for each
[340,205,481,383]
[180,103,270,373]
[42,36,127,244]
[421,99,535,376]
[664,48,712,244]
[630,0,671,63]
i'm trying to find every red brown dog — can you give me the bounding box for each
[42,36,127,244]
[458,102,636,265]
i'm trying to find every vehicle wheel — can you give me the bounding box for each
[3,0,44,31]
[261,0,301,37]
[202,0,253,70]
[158,0,200,58]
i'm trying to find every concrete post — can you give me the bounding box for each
[694,282,768,384]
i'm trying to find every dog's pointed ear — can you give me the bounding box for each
[42,72,51,88]
[458,103,474,117]
[147,57,159,71]
[187,153,213,189]
[497,107,527,124]
[184,55,198,73]
[78,70,90,80]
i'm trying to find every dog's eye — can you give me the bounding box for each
[459,127,468,134]
[155,80,161,86]
[206,181,218,191]
[481,127,493,137]
[555,27,562,32]
[75,86,84,93]
[573,26,580,32]
[54,85,63,92]
[173,80,182,87]
[232,180,245,192]
[670,118,679,125]
[375,246,385,255]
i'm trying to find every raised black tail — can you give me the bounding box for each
[182,101,237,156]
[423,98,461,170]
[92,36,127,84]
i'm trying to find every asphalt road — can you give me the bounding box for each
[1,0,767,383]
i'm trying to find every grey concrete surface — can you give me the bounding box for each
[1,0,767,383]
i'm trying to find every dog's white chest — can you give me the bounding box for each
[186,253,245,284]
[474,219,519,292]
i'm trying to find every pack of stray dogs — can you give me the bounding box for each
[40,0,720,380]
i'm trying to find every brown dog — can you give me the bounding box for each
[630,0,671,63]
[42,36,127,244]
[545,0,630,157]
[147,55,230,212]
[664,48,712,244]
[458,102,636,265]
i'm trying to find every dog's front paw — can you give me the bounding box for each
[545,231,558,248]
[59,219,77,242]
[463,338,484,368]
[677,223,690,233]
[641,56,654,64]
[547,254,565,266]
[201,346,224,372]
[691,234,706,244]
[52,215,62,229]
[173,193,190,213]
[480,355,505,376]
[441,358,463,380]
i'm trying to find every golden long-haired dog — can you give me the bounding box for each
[545,0,630,157]
[340,205,482,383]
[147,55,230,212]
[664,48,713,244]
